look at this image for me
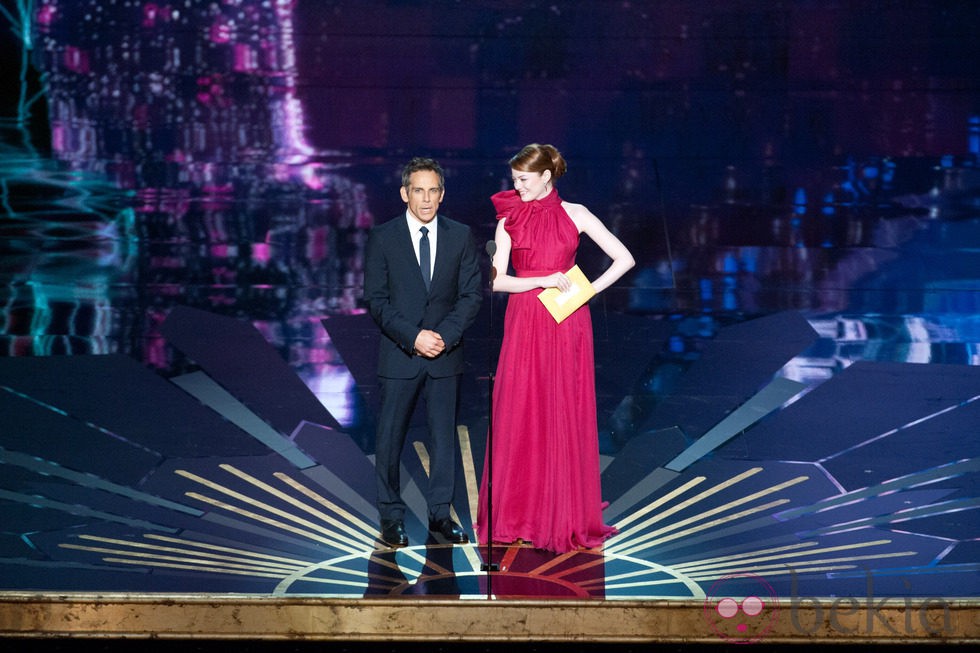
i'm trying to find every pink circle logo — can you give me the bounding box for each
[703,573,780,643]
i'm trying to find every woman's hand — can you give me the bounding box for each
[542,271,571,293]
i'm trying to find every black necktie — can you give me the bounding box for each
[419,226,431,290]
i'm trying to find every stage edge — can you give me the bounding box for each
[1,594,978,643]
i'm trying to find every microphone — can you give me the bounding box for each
[482,238,500,579]
[485,240,497,285]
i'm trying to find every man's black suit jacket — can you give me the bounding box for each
[363,213,482,379]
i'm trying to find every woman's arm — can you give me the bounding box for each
[490,218,569,294]
[566,203,636,294]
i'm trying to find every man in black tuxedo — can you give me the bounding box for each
[363,157,482,547]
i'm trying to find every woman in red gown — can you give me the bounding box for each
[476,144,635,553]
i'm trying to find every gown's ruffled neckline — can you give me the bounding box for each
[490,188,563,229]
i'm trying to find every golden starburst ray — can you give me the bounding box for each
[273,471,378,540]
[611,476,706,531]
[607,469,809,556]
[59,534,310,579]
[183,490,365,554]
[214,463,377,545]
[608,467,765,549]
[176,467,371,555]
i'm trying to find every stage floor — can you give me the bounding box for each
[2,236,979,645]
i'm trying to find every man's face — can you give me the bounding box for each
[400,170,444,224]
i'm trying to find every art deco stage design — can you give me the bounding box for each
[1,306,978,644]
[2,0,979,646]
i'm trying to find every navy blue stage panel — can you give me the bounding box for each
[640,310,820,440]
[0,353,266,459]
[161,304,342,432]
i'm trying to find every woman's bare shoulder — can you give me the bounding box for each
[561,200,600,228]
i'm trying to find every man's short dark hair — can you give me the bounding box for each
[401,157,445,189]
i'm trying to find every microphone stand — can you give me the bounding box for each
[480,240,500,596]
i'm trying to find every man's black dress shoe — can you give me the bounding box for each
[428,517,469,544]
[380,519,408,547]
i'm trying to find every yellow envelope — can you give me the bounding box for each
[537,264,596,324]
